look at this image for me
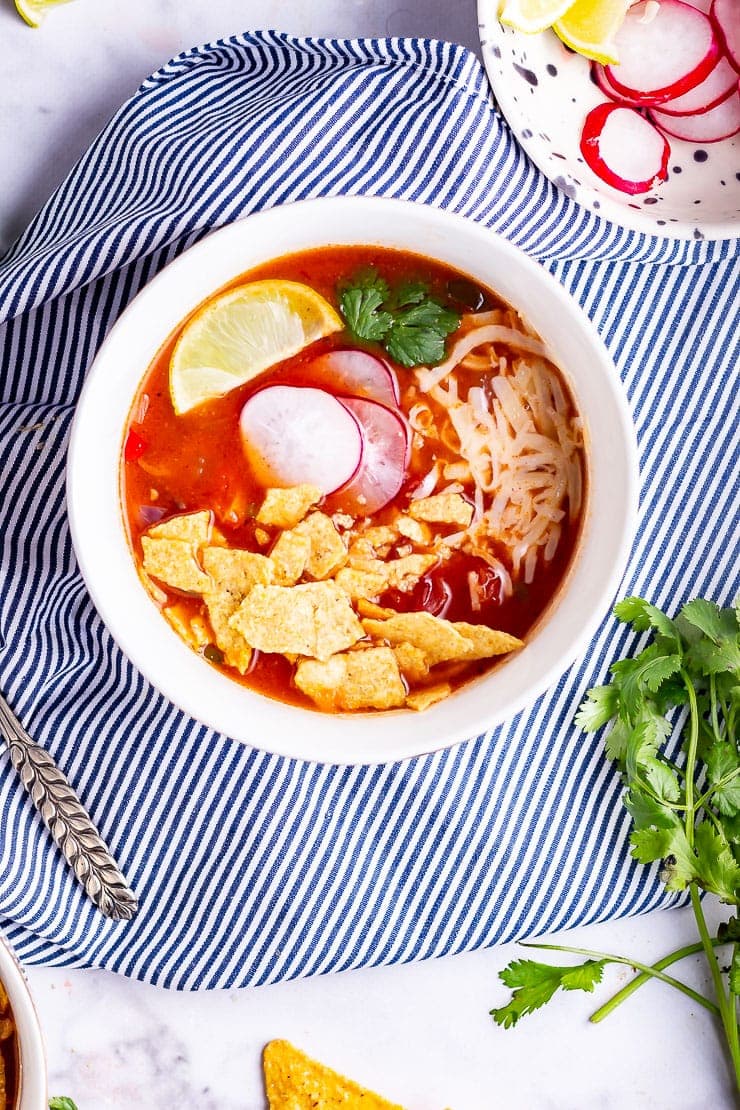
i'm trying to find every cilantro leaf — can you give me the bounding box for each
[491,958,605,1028]
[625,785,679,830]
[575,685,619,732]
[706,743,740,817]
[680,598,731,644]
[604,719,630,763]
[394,280,428,307]
[614,597,680,642]
[611,645,681,720]
[730,947,740,996]
[630,825,698,890]
[385,300,460,368]
[49,1099,79,1110]
[337,271,460,368]
[687,637,740,677]
[694,821,740,903]
[339,270,393,341]
[643,757,681,803]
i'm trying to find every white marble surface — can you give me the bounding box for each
[1,1,736,1107]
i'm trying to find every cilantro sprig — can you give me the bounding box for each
[338,269,460,368]
[492,595,740,1093]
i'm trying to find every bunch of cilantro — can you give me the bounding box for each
[492,595,740,1092]
[338,270,460,368]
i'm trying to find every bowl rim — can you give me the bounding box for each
[0,933,47,1110]
[477,0,739,242]
[67,195,639,765]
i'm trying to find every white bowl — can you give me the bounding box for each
[478,1,740,240]
[68,196,638,765]
[0,934,47,1110]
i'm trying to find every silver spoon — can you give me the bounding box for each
[0,692,138,921]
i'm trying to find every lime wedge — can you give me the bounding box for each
[499,0,578,34]
[170,280,343,415]
[554,0,632,64]
[15,0,76,27]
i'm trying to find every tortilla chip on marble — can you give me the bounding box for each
[263,1039,404,1110]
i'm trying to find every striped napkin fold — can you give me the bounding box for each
[0,32,737,988]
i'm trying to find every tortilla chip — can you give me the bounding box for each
[356,598,397,620]
[334,567,388,601]
[270,530,312,586]
[231,581,363,661]
[162,605,210,651]
[360,524,398,552]
[201,547,273,674]
[257,485,322,529]
[395,515,433,544]
[142,536,211,594]
[362,612,473,667]
[348,538,381,564]
[332,512,355,530]
[263,1040,404,1110]
[408,493,473,528]
[451,621,524,658]
[393,642,429,684]
[294,512,348,579]
[345,555,436,592]
[295,647,406,712]
[406,682,452,711]
[148,510,213,546]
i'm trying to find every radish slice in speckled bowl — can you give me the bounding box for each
[477,0,739,239]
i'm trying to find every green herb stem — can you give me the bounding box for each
[522,942,718,1016]
[690,886,740,1087]
[590,938,724,1023]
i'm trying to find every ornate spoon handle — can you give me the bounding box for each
[0,693,138,921]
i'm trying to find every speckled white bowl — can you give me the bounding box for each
[478,0,740,240]
[68,196,638,765]
[0,933,46,1110]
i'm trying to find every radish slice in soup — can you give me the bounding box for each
[656,56,737,114]
[304,349,400,407]
[581,104,670,195]
[651,93,740,141]
[606,1,720,104]
[712,0,740,72]
[240,385,363,494]
[334,397,410,515]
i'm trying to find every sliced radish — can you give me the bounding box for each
[581,103,670,195]
[592,63,644,106]
[606,1,720,104]
[655,56,737,114]
[651,92,740,140]
[684,0,713,12]
[712,0,740,72]
[240,385,363,494]
[303,349,400,408]
[334,398,410,516]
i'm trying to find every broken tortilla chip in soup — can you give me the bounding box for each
[295,646,406,711]
[263,1039,405,1110]
[230,581,363,661]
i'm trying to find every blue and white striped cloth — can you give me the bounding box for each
[0,33,737,988]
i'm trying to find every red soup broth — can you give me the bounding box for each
[121,246,586,710]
